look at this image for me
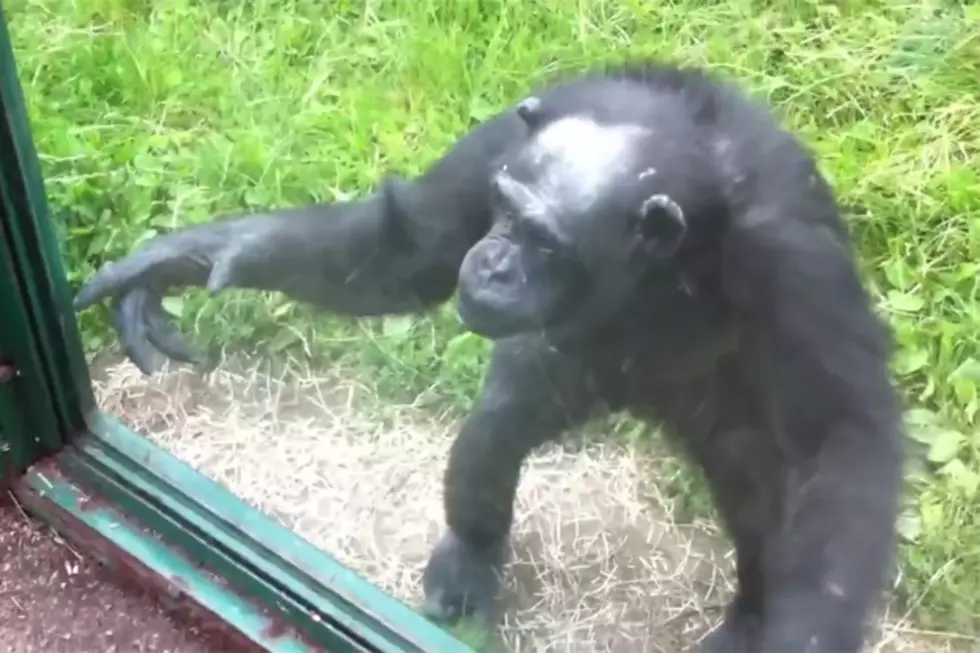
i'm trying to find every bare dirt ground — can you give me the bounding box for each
[0,492,232,653]
[90,354,976,653]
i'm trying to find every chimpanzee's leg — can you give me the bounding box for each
[720,206,903,652]
[652,361,781,653]
[422,336,601,623]
[693,422,780,653]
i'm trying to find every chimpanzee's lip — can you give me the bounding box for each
[454,301,526,341]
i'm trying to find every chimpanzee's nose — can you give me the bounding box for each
[475,238,518,285]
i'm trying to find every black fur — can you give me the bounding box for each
[74,60,904,653]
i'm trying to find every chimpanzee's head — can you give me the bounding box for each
[456,90,700,342]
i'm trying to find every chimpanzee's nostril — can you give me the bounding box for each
[479,240,514,282]
[485,239,508,267]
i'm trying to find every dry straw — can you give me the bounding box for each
[91,355,971,653]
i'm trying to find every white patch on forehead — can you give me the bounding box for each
[495,173,551,221]
[495,116,652,222]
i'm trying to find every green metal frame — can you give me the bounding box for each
[0,6,473,653]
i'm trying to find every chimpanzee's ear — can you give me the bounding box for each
[515,95,549,132]
[636,193,687,258]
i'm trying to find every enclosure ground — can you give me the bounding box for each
[89,354,976,653]
[0,491,236,653]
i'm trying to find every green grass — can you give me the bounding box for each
[6,0,980,635]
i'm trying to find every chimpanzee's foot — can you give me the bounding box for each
[421,531,507,624]
[698,603,762,653]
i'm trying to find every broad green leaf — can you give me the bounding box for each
[939,459,980,498]
[445,331,478,357]
[161,297,184,318]
[951,358,980,384]
[272,301,295,318]
[920,501,944,534]
[896,510,923,543]
[927,429,965,464]
[907,425,939,446]
[382,315,414,339]
[904,408,941,427]
[894,348,929,375]
[886,290,925,313]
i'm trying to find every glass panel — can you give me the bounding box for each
[1,3,472,651]
[8,2,975,652]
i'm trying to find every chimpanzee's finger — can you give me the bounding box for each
[110,290,163,375]
[205,241,247,295]
[74,245,169,311]
[143,297,206,365]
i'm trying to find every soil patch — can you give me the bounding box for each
[0,491,236,653]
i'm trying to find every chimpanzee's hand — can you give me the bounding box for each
[74,218,282,375]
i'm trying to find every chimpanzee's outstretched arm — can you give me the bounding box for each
[73,111,526,373]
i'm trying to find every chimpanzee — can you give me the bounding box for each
[73,60,904,652]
